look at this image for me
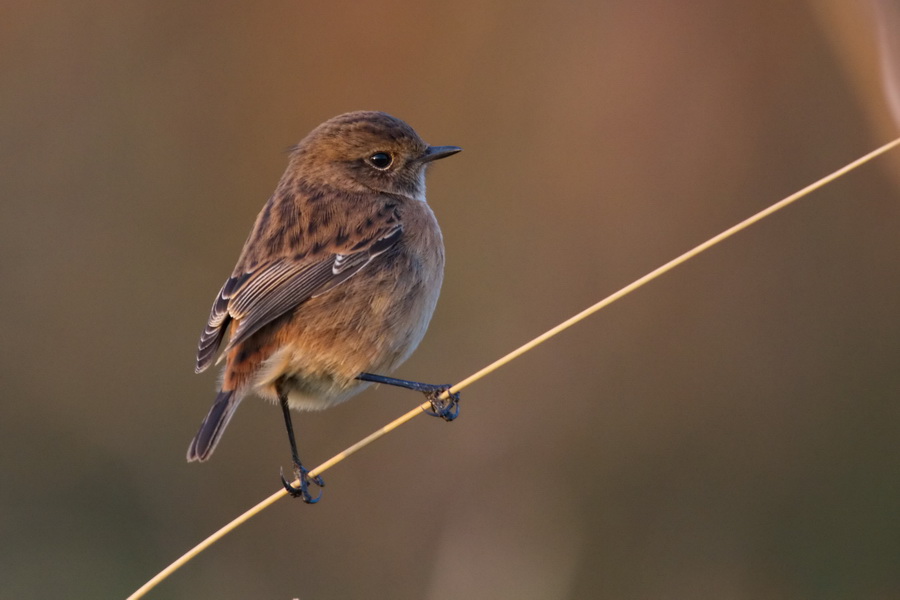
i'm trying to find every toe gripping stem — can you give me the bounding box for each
[281,464,325,504]
[424,386,460,422]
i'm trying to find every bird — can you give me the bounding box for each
[187,111,461,502]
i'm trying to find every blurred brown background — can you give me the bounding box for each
[2,2,899,599]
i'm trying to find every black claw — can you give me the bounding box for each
[280,465,324,504]
[423,387,460,422]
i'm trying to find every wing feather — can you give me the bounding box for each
[194,225,402,371]
[195,272,250,373]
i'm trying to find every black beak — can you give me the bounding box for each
[421,145,462,163]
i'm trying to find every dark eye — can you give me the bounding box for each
[367,152,393,170]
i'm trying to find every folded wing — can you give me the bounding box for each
[195,225,403,373]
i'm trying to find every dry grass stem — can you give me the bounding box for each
[127,136,900,600]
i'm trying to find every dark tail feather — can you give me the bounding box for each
[186,389,244,462]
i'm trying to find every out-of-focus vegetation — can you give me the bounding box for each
[2,2,898,598]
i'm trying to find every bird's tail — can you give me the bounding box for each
[186,389,244,462]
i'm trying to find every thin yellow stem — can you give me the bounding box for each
[126,401,433,600]
[449,137,900,391]
[127,137,900,600]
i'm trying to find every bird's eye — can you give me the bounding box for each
[367,152,393,170]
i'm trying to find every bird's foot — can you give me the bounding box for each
[423,386,460,422]
[280,463,325,504]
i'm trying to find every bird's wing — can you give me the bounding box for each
[195,225,403,373]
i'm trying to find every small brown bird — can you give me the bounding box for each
[188,111,461,502]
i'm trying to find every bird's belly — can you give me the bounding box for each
[250,258,442,411]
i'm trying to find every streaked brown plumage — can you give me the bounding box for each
[187,112,460,481]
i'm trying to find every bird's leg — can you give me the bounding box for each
[356,372,460,422]
[278,385,324,503]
